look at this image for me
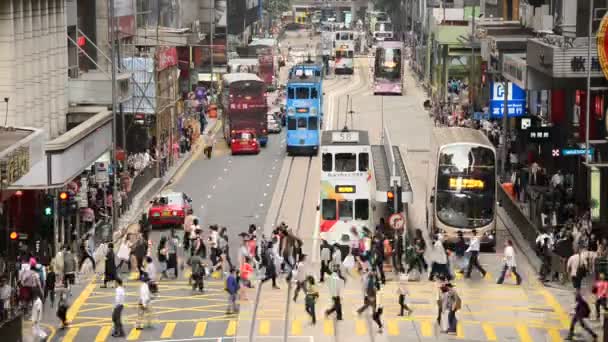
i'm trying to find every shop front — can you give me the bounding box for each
[525,37,608,227]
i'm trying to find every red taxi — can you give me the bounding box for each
[230,129,261,155]
[148,191,193,228]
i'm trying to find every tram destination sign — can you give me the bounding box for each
[335,185,356,193]
[332,131,359,143]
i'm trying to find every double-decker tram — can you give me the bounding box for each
[285,75,322,155]
[221,73,269,147]
[289,61,324,80]
[427,127,497,248]
[372,21,393,43]
[373,41,403,95]
[319,129,372,244]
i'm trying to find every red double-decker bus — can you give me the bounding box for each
[221,73,269,146]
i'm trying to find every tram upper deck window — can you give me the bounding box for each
[335,153,356,172]
[338,200,353,220]
[311,88,319,99]
[296,87,310,99]
[322,199,337,220]
[355,199,369,220]
[322,153,332,171]
[288,88,295,99]
[287,117,297,130]
[358,153,369,171]
[436,145,496,229]
[309,117,318,130]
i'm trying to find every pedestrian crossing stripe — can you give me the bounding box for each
[55,320,570,341]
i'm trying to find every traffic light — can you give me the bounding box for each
[43,194,53,216]
[9,231,18,241]
[387,187,404,214]
[59,191,68,216]
[68,191,78,215]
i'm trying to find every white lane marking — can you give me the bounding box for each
[263,193,268,197]
[200,205,205,209]
[269,174,273,178]
[207,195,212,199]
[259,203,264,207]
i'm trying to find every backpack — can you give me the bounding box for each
[453,293,462,311]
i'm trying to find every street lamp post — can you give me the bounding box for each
[109,0,119,233]
[585,0,593,163]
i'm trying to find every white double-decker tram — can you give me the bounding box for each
[319,129,372,244]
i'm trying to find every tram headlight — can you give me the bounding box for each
[310,107,317,115]
[288,107,295,115]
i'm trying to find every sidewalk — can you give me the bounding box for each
[21,117,220,342]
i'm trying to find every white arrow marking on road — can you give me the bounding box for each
[200,205,204,209]
[269,174,273,178]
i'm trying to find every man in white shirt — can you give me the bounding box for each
[496,240,522,285]
[136,277,153,329]
[31,291,46,339]
[567,251,589,290]
[112,278,126,337]
[292,255,309,302]
[324,271,344,320]
[465,230,487,279]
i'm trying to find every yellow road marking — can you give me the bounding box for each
[456,322,464,339]
[161,322,176,338]
[420,321,432,337]
[291,319,302,335]
[540,288,571,329]
[324,319,334,335]
[127,327,141,340]
[481,322,497,340]
[259,320,271,335]
[454,272,464,280]
[95,326,112,342]
[194,321,207,336]
[67,276,97,322]
[355,319,367,335]
[547,328,563,342]
[516,324,533,342]
[63,327,80,342]
[226,320,237,336]
[387,319,399,336]
[129,272,139,281]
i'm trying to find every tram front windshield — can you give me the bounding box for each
[375,48,401,80]
[435,145,495,229]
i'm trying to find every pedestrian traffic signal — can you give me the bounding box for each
[43,194,53,216]
[387,187,404,214]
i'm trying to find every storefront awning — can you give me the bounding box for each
[8,108,113,189]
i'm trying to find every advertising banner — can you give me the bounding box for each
[156,47,178,71]
[489,82,526,118]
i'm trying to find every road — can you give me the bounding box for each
[41,29,588,342]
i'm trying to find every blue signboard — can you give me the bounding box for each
[490,82,526,118]
[562,147,594,156]
[473,112,490,120]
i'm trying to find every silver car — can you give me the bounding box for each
[267,113,282,133]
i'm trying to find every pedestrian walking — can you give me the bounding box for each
[239,257,254,288]
[31,289,47,340]
[293,255,308,302]
[357,270,380,315]
[592,273,608,321]
[497,240,522,285]
[56,291,70,329]
[183,214,195,251]
[261,251,280,289]
[45,265,56,307]
[111,278,126,337]
[565,293,597,341]
[465,230,486,279]
[319,240,332,282]
[452,231,467,273]
[136,275,153,330]
[102,242,117,288]
[158,236,169,279]
[441,283,460,334]
[371,236,386,284]
[167,230,179,279]
[144,256,159,294]
[63,246,77,295]
[190,254,206,292]
[324,270,344,320]
[78,233,96,272]
[429,235,451,281]
[397,279,413,316]
[304,276,319,325]
[116,237,132,273]
[226,268,239,314]
[203,132,215,159]
[567,250,589,291]
[407,229,427,275]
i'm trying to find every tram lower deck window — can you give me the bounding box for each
[355,199,369,220]
[358,153,369,171]
[335,153,356,172]
[322,199,337,220]
[288,118,297,130]
[338,200,353,220]
[296,87,310,99]
[309,117,318,130]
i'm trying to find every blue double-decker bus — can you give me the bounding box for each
[286,75,323,155]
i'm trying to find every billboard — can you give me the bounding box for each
[113,0,136,38]
[489,82,526,118]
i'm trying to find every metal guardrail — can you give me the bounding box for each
[383,126,397,178]
[496,182,540,253]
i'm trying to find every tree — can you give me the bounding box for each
[264,0,290,18]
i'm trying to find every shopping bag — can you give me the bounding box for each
[342,255,355,269]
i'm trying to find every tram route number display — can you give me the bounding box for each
[448,177,484,190]
[335,185,356,193]
[331,131,360,143]
[388,213,405,230]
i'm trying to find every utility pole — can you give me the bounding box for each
[210,0,215,96]
[585,0,593,163]
[501,80,509,178]
[109,0,119,232]
[470,6,476,112]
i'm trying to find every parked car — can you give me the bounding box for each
[230,129,261,155]
[148,191,193,228]
[267,113,282,133]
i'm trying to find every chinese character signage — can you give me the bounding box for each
[489,82,526,118]
[156,47,178,71]
[0,146,30,185]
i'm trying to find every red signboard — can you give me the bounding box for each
[156,47,178,71]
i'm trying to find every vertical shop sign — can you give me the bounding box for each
[489,82,526,118]
[156,47,178,71]
[596,11,608,80]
